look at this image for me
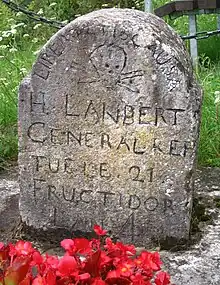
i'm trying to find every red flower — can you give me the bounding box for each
[78,272,91,281]
[100,251,112,268]
[61,238,91,255]
[94,225,107,236]
[136,251,162,272]
[131,273,152,285]
[60,239,74,252]
[117,260,134,277]
[9,243,16,260]
[106,270,131,285]
[74,238,91,254]
[57,255,77,277]
[0,224,173,285]
[45,254,59,270]
[31,251,43,266]
[90,238,101,251]
[155,271,171,285]
[45,269,57,285]
[14,241,34,256]
[105,238,135,261]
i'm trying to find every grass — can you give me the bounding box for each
[0,1,56,170]
[0,47,36,169]
[197,63,220,167]
[0,1,219,169]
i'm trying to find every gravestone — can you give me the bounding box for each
[18,8,202,246]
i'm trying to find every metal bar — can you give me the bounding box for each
[168,8,220,20]
[145,0,153,13]
[218,15,220,36]
[189,14,198,67]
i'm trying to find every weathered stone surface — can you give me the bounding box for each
[0,177,20,242]
[18,8,202,246]
[162,167,220,285]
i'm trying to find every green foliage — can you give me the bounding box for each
[24,0,144,21]
[0,0,220,168]
[197,61,220,167]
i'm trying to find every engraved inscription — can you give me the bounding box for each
[129,166,153,183]
[89,44,144,93]
[33,36,66,80]
[148,43,181,92]
[65,99,186,126]
[33,178,172,213]
[28,126,194,157]
[30,92,45,114]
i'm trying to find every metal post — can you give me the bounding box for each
[217,15,220,36]
[189,14,198,67]
[145,0,153,13]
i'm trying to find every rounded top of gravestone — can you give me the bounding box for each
[32,8,193,88]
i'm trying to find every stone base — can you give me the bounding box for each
[0,176,20,242]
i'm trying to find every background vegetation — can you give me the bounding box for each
[0,0,219,170]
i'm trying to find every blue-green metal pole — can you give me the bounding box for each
[145,0,153,13]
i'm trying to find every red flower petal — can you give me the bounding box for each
[106,270,131,285]
[46,270,56,285]
[74,238,91,254]
[60,239,74,252]
[94,225,107,236]
[15,241,34,256]
[45,254,59,269]
[78,272,91,280]
[106,270,120,279]
[155,271,171,285]
[32,251,43,265]
[58,256,77,276]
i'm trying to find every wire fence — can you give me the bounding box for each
[2,0,220,40]
[2,0,66,29]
